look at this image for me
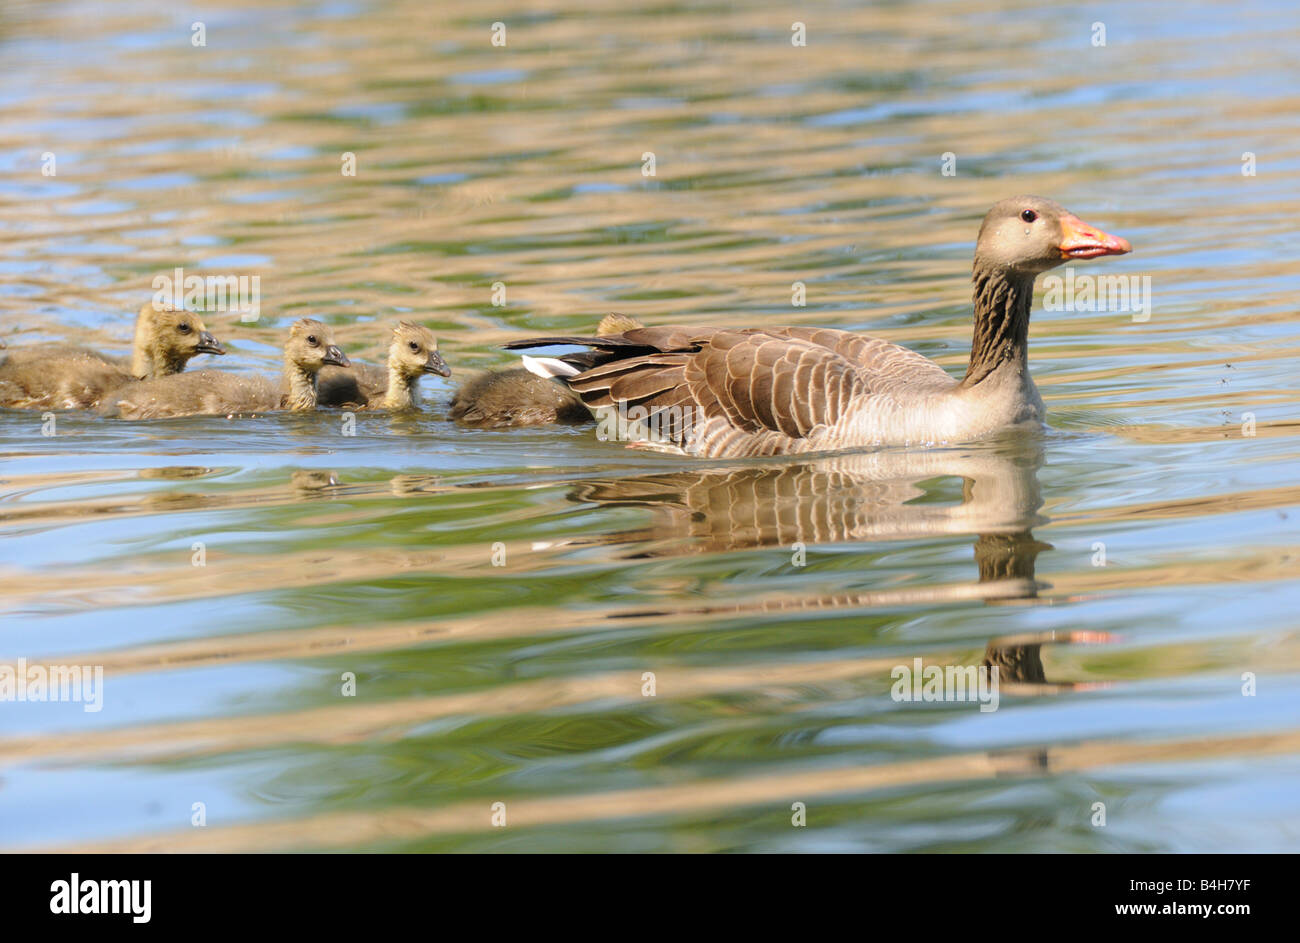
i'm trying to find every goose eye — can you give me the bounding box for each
[1020,209,1037,223]
[178,323,191,334]
[408,341,419,351]
[306,335,319,346]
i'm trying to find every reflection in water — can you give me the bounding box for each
[566,440,1107,693]
[568,438,1050,601]
[290,469,340,492]
[4,441,1299,852]
[570,443,1047,550]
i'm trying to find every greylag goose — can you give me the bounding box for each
[317,321,449,410]
[506,197,1130,458]
[451,313,641,427]
[0,303,225,410]
[101,318,348,419]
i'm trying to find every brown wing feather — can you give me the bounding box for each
[608,363,685,403]
[774,326,950,394]
[556,329,866,451]
[568,353,689,405]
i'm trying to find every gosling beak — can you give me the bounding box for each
[196,331,226,356]
[1058,214,1132,260]
[324,345,350,368]
[423,350,451,377]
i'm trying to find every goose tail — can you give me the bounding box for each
[522,354,581,379]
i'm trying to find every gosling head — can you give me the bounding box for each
[285,318,349,374]
[388,321,450,379]
[140,303,226,376]
[975,196,1131,278]
[597,312,642,336]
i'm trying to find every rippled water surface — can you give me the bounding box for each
[3,0,1299,852]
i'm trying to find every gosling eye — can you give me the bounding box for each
[408,341,420,352]
[306,335,319,346]
[177,323,192,334]
[1020,209,1038,223]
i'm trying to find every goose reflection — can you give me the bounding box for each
[564,438,1106,692]
[569,438,1046,567]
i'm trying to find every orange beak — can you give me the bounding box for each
[1057,214,1131,260]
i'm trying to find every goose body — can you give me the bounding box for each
[509,197,1129,458]
[537,324,1043,457]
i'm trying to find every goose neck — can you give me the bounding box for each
[131,323,153,379]
[283,362,319,410]
[961,265,1036,387]
[383,363,417,410]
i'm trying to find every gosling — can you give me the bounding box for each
[450,313,641,427]
[0,303,225,410]
[101,318,348,419]
[317,321,450,411]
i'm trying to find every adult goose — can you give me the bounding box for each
[0,303,225,410]
[507,197,1130,458]
[317,321,450,410]
[101,318,348,419]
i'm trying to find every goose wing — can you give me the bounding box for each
[545,328,870,452]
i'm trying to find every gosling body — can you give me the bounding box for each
[101,318,347,419]
[0,304,224,410]
[452,313,641,427]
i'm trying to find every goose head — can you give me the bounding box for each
[975,196,1131,277]
[389,320,450,378]
[286,318,349,374]
[139,303,226,376]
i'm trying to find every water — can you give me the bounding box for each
[2,0,1299,852]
